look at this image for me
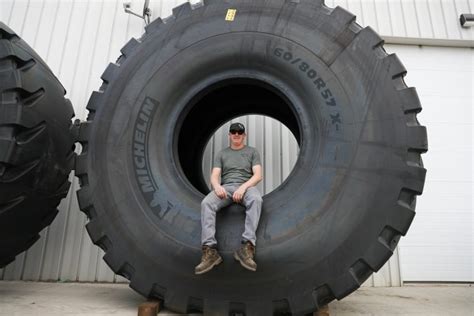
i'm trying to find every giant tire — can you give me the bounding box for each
[0,23,75,267]
[76,0,427,315]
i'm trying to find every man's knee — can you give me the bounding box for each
[252,195,263,204]
[201,197,212,209]
[201,194,219,211]
[245,189,263,205]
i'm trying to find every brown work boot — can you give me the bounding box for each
[234,241,257,271]
[195,245,223,275]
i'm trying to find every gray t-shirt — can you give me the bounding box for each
[213,146,261,185]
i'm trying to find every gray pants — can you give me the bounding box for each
[201,184,263,247]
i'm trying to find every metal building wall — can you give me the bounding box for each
[0,0,471,286]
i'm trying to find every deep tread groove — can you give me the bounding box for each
[0,195,26,215]
[319,6,359,66]
[400,87,422,114]
[0,158,40,182]
[378,226,401,252]
[387,54,407,79]
[172,2,192,18]
[19,88,46,107]
[353,27,384,52]
[86,91,102,111]
[349,259,373,286]
[85,217,104,242]
[82,204,96,219]
[0,55,36,71]
[17,58,36,71]
[120,38,140,57]
[76,121,91,143]
[77,187,93,215]
[150,283,167,300]
[100,63,120,83]
[364,240,394,272]
[313,285,336,309]
[144,18,164,35]
[406,126,428,152]
[0,26,18,40]
[190,0,205,9]
[117,262,135,279]
[330,6,356,25]
[74,153,87,177]
[398,188,417,210]
[15,121,46,144]
[403,165,426,194]
[96,235,112,252]
[407,149,423,167]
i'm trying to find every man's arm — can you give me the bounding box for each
[241,165,263,190]
[233,164,263,203]
[210,167,227,199]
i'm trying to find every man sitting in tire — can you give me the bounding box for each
[195,123,263,274]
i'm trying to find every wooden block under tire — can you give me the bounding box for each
[314,304,330,316]
[138,300,161,316]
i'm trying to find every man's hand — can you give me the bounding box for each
[232,186,247,203]
[214,185,227,199]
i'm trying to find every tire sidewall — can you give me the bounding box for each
[87,1,414,303]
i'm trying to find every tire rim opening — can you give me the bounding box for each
[177,78,301,195]
[201,115,299,195]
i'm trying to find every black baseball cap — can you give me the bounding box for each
[229,122,245,133]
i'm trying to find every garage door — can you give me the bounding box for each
[387,44,473,282]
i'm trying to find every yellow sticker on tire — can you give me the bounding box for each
[225,9,237,21]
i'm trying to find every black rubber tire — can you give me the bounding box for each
[76,1,427,315]
[0,23,75,267]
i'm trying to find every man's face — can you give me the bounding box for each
[229,130,246,146]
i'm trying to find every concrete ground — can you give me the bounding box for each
[0,281,472,315]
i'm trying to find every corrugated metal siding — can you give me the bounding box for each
[0,0,470,285]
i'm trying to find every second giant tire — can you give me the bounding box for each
[76,1,427,315]
[0,23,75,267]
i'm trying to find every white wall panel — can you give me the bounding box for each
[1,0,472,286]
[387,44,473,282]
